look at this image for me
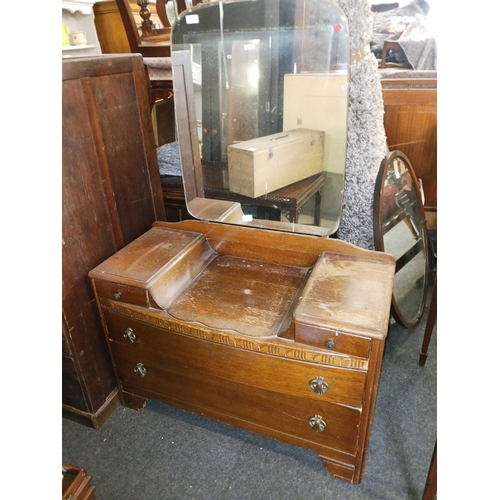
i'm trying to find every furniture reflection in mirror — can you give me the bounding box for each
[204,168,325,225]
[172,49,330,236]
[374,151,429,329]
[171,0,349,233]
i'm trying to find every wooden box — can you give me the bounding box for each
[227,128,325,198]
[89,220,395,483]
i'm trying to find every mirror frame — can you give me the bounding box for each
[170,0,350,235]
[374,150,429,329]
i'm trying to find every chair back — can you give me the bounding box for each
[115,0,174,57]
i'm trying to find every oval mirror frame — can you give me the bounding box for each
[374,151,429,329]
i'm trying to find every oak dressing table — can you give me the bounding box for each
[88,0,396,483]
[90,220,394,483]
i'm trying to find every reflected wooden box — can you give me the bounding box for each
[227,128,324,197]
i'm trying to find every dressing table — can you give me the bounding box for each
[90,219,395,483]
[88,0,396,483]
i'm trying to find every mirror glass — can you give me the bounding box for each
[374,151,429,329]
[171,0,349,235]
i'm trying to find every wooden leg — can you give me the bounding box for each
[419,276,436,366]
[314,189,322,226]
[422,441,437,500]
[120,390,148,410]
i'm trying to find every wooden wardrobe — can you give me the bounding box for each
[62,54,165,427]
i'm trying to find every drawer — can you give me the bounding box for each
[102,309,367,409]
[295,323,371,358]
[116,350,362,457]
[93,279,149,308]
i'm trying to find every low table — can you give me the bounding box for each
[161,171,324,224]
[203,160,324,224]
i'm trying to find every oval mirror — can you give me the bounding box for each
[374,150,429,329]
[171,0,349,236]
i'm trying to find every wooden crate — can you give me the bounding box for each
[227,128,324,198]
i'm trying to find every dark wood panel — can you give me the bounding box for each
[62,355,89,412]
[381,79,437,212]
[62,54,166,427]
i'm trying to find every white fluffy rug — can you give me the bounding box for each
[336,0,387,250]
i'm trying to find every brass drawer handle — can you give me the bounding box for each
[114,291,122,300]
[308,415,327,432]
[309,376,329,395]
[134,363,147,377]
[123,328,137,344]
[325,339,335,349]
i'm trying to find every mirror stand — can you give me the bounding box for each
[374,150,429,329]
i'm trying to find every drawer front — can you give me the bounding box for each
[94,280,149,308]
[115,348,362,458]
[295,323,371,358]
[103,309,367,409]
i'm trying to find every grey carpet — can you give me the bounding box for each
[62,273,436,500]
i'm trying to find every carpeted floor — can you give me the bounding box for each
[62,271,436,500]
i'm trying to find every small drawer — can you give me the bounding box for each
[93,279,149,308]
[295,323,371,358]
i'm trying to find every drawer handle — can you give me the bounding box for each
[308,415,327,432]
[309,376,329,395]
[134,363,147,378]
[325,339,335,349]
[114,291,122,300]
[123,328,137,344]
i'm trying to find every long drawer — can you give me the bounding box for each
[113,344,362,459]
[102,309,368,409]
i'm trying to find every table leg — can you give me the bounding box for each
[419,276,436,367]
[314,189,322,226]
[422,441,437,500]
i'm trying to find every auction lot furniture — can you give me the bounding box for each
[62,54,165,428]
[89,220,395,483]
